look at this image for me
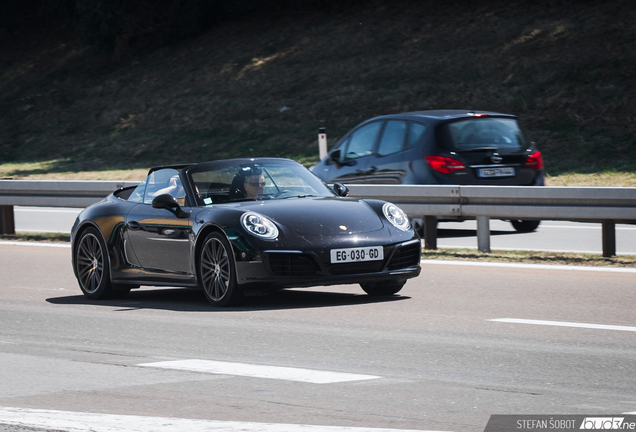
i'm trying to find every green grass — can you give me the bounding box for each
[0,233,70,243]
[422,248,636,268]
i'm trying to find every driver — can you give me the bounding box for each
[230,166,266,200]
[243,172,266,198]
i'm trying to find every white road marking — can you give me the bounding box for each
[524,224,636,231]
[138,359,380,384]
[14,207,82,214]
[15,229,71,233]
[0,241,71,248]
[488,318,636,332]
[436,245,636,255]
[0,407,451,432]
[421,259,636,273]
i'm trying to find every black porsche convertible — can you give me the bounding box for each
[71,158,422,306]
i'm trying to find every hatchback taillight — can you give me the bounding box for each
[524,151,543,170]
[425,155,466,174]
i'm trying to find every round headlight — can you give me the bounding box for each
[241,212,279,240]
[382,203,411,231]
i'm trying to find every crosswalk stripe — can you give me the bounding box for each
[138,359,380,384]
[488,318,636,332]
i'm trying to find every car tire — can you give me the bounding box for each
[199,232,243,307]
[75,227,118,300]
[510,219,541,233]
[360,280,405,296]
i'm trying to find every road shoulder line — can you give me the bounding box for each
[0,407,450,432]
[421,259,636,273]
[0,241,71,248]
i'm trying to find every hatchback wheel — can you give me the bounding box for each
[510,219,541,233]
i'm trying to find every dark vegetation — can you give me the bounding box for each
[1,0,634,179]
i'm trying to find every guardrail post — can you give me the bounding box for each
[602,220,616,257]
[0,205,16,235]
[477,216,490,253]
[423,216,438,250]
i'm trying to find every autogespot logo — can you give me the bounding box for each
[580,418,629,430]
[483,415,636,431]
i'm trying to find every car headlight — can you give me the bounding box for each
[241,212,279,240]
[382,203,411,231]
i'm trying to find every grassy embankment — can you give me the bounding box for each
[1,0,634,183]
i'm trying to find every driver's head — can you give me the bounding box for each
[244,173,265,198]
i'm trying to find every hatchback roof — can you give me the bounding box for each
[371,110,517,122]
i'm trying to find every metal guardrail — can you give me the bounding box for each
[346,184,636,257]
[0,180,140,208]
[0,180,140,235]
[346,184,636,220]
[1,180,635,256]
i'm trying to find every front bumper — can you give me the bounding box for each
[234,239,422,289]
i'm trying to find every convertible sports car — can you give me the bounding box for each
[71,158,422,306]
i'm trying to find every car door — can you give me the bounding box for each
[318,121,383,184]
[124,168,193,274]
[362,120,429,184]
[363,119,409,184]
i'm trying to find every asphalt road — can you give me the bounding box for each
[1,244,635,431]
[12,206,636,255]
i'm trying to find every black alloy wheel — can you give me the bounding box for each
[75,227,126,299]
[199,232,243,307]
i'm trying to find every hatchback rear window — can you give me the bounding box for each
[439,118,528,151]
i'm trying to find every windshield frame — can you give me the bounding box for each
[184,158,337,207]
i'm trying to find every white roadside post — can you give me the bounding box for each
[318,127,327,160]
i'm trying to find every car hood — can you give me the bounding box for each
[228,197,385,235]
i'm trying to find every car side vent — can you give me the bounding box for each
[267,253,319,277]
[387,242,422,270]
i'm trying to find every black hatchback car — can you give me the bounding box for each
[310,110,544,232]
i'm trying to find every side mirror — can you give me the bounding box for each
[328,149,357,167]
[152,194,188,218]
[332,183,349,197]
[328,148,341,162]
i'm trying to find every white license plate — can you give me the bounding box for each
[330,246,384,263]
[478,167,515,178]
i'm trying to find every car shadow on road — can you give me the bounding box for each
[46,287,410,312]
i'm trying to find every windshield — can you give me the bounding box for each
[439,118,529,152]
[188,159,336,206]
